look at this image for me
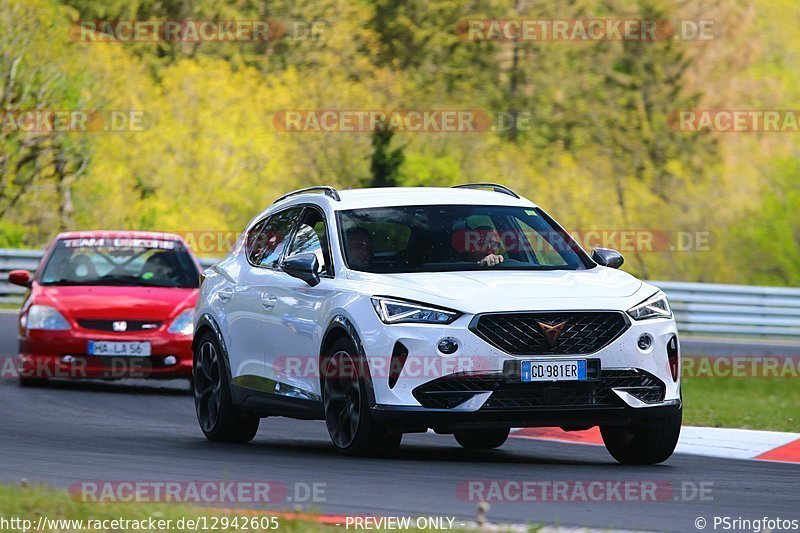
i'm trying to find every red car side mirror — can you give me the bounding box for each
[8,270,32,288]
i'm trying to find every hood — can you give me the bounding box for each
[349,267,645,314]
[33,285,198,321]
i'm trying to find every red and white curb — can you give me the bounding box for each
[511,426,800,464]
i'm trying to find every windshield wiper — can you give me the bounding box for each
[39,278,95,286]
[137,279,185,288]
[40,275,191,288]
[93,275,147,286]
[103,274,190,288]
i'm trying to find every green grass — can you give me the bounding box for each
[0,483,532,533]
[682,376,800,431]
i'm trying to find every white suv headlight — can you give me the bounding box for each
[26,305,71,330]
[168,308,195,335]
[371,297,460,324]
[627,292,672,321]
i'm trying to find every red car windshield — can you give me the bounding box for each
[39,237,200,288]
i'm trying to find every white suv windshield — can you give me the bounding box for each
[339,205,590,273]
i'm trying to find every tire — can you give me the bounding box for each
[454,428,509,450]
[322,338,401,456]
[193,332,259,443]
[601,407,682,465]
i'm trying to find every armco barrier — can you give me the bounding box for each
[651,281,800,339]
[1,249,798,340]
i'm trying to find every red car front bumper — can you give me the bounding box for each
[18,329,193,380]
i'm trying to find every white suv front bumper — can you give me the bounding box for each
[360,309,680,416]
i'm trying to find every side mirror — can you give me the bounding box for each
[591,248,624,269]
[8,270,32,287]
[282,253,320,287]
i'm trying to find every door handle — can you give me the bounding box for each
[262,294,277,311]
[218,287,234,303]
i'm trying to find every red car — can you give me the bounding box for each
[9,231,201,385]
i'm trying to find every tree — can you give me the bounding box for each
[368,125,404,188]
[0,0,91,241]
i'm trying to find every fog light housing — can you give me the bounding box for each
[437,338,459,355]
[388,342,409,389]
[637,334,653,351]
[667,335,679,382]
[163,355,178,366]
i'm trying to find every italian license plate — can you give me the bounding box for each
[521,360,587,382]
[88,341,151,357]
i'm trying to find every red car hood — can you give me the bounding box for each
[33,285,198,321]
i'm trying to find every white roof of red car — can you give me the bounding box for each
[56,230,185,241]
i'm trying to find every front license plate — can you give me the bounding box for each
[88,341,151,357]
[521,360,587,382]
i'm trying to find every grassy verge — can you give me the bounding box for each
[682,376,799,431]
[0,484,320,533]
[0,483,528,533]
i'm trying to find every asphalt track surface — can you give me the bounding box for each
[1,313,798,532]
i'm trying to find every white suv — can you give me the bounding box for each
[193,184,682,464]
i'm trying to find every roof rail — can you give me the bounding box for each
[274,186,341,204]
[452,183,520,199]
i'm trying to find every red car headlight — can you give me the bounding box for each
[168,308,195,335]
[26,305,71,330]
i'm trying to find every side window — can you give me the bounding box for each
[250,208,302,268]
[246,218,270,265]
[285,208,331,275]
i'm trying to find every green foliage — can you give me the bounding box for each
[729,158,800,286]
[368,127,404,187]
[0,221,26,248]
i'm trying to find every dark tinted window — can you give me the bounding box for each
[339,205,589,273]
[285,208,331,274]
[250,208,302,268]
[246,218,270,264]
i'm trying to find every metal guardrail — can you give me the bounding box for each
[1,249,798,340]
[0,249,46,304]
[651,281,800,339]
